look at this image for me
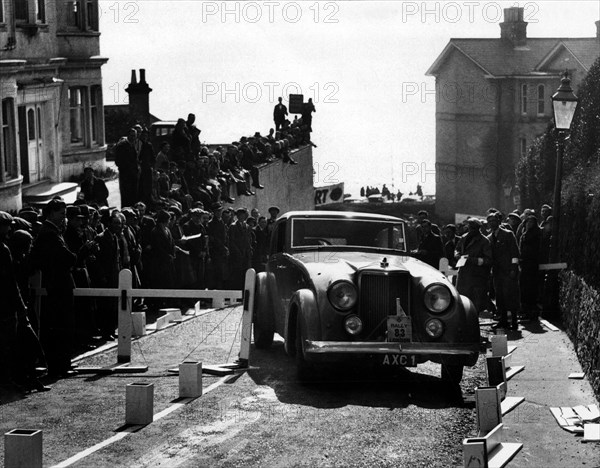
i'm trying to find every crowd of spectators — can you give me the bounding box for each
[114,110,315,215]
[0,197,283,393]
[0,102,319,394]
[410,205,552,330]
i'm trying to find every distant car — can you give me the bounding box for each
[149,121,177,152]
[252,211,480,383]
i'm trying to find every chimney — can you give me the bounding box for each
[500,7,528,47]
[125,69,152,127]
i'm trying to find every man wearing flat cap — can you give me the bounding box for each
[266,206,280,235]
[30,199,77,377]
[454,218,492,315]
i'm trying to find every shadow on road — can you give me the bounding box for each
[246,342,471,411]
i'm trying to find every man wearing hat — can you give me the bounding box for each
[0,212,26,390]
[487,212,521,330]
[266,206,280,236]
[30,199,78,377]
[454,218,492,315]
[207,202,229,289]
[228,208,253,289]
[273,96,288,132]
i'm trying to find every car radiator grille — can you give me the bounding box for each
[358,272,411,339]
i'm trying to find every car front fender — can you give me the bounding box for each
[284,288,321,355]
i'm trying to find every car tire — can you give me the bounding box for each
[253,273,274,349]
[295,318,315,383]
[440,364,464,384]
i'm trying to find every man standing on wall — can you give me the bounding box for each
[273,97,288,132]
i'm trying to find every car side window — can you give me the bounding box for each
[270,221,287,255]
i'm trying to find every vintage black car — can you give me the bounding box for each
[252,211,480,383]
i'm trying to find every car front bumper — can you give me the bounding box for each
[304,340,480,365]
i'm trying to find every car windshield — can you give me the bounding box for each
[291,218,406,251]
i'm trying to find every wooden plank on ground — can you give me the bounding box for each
[540,319,559,331]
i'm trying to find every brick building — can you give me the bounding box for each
[426,7,600,221]
[0,0,107,211]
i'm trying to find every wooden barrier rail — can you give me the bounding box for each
[29,269,244,363]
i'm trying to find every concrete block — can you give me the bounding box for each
[131,312,146,337]
[155,314,170,330]
[179,361,203,398]
[160,308,182,322]
[4,429,42,468]
[125,382,154,425]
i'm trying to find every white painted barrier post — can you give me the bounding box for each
[239,268,256,366]
[4,429,43,468]
[125,382,154,425]
[179,361,203,398]
[462,438,487,468]
[117,269,133,363]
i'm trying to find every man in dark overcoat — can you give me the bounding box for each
[228,208,253,289]
[115,128,140,208]
[30,199,77,377]
[455,218,492,314]
[487,212,521,329]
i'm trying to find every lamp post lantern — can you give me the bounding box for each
[544,70,578,317]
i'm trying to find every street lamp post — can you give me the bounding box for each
[544,70,578,316]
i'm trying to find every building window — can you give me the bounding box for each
[537,84,545,115]
[519,137,527,158]
[15,0,28,21]
[36,0,45,22]
[520,84,528,115]
[65,0,98,30]
[0,0,4,23]
[14,0,45,23]
[69,87,86,145]
[1,99,18,181]
[90,86,102,143]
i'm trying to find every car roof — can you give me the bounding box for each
[150,121,178,126]
[280,210,405,223]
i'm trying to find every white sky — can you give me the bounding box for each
[99,0,600,197]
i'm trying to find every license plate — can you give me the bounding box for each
[382,354,417,367]
[387,315,412,342]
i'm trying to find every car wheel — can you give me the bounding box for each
[253,273,274,349]
[295,318,315,382]
[441,364,464,384]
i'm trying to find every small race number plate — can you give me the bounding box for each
[382,354,417,367]
[387,315,412,342]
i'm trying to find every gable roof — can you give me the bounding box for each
[426,38,599,77]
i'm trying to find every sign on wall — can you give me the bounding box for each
[315,182,345,206]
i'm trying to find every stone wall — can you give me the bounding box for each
[230,145,314,215]
[559,270,600,399]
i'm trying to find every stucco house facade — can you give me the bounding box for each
[426,7,600,221]
[0,0,107,211]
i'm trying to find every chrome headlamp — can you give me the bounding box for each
[423,283,452,313]
[327,280,358,311]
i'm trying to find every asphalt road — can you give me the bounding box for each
[0,306,488,468]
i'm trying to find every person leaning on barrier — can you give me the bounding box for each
[454,218,492,315]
